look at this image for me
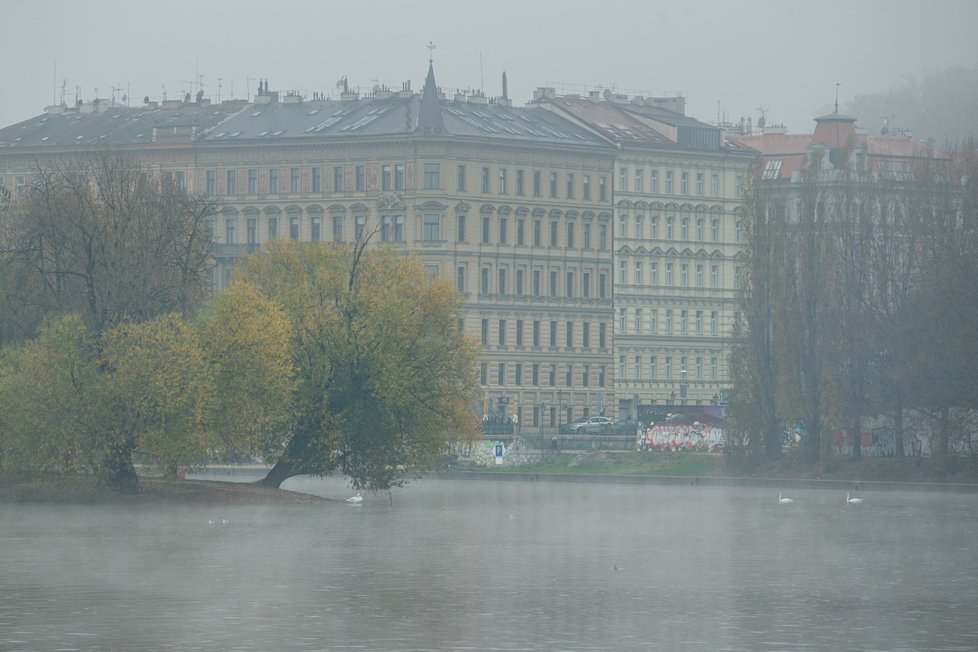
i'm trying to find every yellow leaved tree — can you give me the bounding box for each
[235,240,480,490]
[196,281,295,464]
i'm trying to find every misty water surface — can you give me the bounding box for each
[2,474,976,651]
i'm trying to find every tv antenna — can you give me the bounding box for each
[756,106,768,129]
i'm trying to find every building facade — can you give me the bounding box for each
[1,66,792,430]
[0,66,622,429]
[531,91,756,419]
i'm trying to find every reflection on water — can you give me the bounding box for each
[2,476,977,651]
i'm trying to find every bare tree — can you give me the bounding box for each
[0,152,216,339]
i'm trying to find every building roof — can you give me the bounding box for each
[0,66,610,153]
[542,97,672,145]
[0,100,244,150]
[728,117,944,181]
[538,95,748,155]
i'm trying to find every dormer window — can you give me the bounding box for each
[762,159,783,180]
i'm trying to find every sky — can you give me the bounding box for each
[3,0,977,134]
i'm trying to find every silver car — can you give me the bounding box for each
[569,416,614,434]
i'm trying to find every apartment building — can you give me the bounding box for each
[0,65,618,428]
[531,90,756,417]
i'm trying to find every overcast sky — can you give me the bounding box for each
[3,0,976,134]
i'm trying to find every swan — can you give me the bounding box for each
[346,492,363,503]
[778,492,794,505]
[846,492,863,505]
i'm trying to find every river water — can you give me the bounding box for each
[1,473,976,651]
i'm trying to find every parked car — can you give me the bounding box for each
[613,419,640,434]
[568,416,614,434]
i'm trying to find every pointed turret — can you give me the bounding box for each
[417,62,444,135]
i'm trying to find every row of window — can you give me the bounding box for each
[469,166,608,202]
[220,215,319,244]
[480,361,608,389]
[206,164,404,197]
[202,164,745,202]
[217,211,618,250]
[479,319,609,350]
[617,354,720,382]
[618,167,743,200]
[617,308,723,336]
[463,266,610,300]
[617,215,742,243]
[472,215,610,249]
[217,208,742,251]
[202,163,612,200]
[617,261,726,289]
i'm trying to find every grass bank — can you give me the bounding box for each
[459,450,978,486]
[484,451,722,477]
[5,451,977,504]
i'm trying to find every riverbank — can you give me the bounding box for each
[4,451,976,503]
[449,451,978,492]
[0,473,324,504]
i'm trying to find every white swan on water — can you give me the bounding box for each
[778,492,794,505]
[846,492,863,505]
[346,492,363,503]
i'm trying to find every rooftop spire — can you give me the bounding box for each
[417,59,443,135]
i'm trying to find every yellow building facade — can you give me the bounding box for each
[0,66,756,429]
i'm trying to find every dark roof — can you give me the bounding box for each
[0,96,610,154]
[193,94,609,148]
[0,100,244,149]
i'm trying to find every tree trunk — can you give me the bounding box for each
[893,401,904,460]
[258,430,313,488]
[258,457,297,488]
[937,405,951,470]
[99,440,139,493]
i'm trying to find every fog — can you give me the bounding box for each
[3,477,977,650]
[3,0,977,131]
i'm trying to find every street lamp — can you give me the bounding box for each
[557,390,565,430]
[680,367,688,404]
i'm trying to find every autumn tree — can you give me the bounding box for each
[726,172,788,465]
[733,140,976,469]
[902,144,978,466]
[0,152,216,342]
[0,315,101,475]
[0,313,215,490]
[97,314,214,486]
[234,240,480,491]
[196,281,294,463]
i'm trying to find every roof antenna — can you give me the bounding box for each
[835,82,840,114]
